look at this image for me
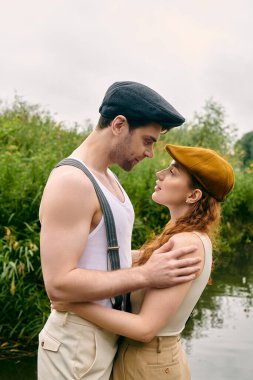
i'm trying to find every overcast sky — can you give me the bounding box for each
[1,0,252,137]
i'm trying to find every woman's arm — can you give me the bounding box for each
[55,233,204,342]
[67,283,190,342]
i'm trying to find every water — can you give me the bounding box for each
[0,357,37,380]
[182,258,253,379]
[1,256,253,379]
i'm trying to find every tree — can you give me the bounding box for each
[234,131,253,168]
[162,99,237,156]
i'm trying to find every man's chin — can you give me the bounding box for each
[121,165,133,172]
[120,161,136,172]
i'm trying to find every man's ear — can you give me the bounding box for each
[186,188,202,204]
[110,115,129,136]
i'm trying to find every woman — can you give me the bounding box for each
[53,144,234,379]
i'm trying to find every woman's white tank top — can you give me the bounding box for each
[131,232,212,336]
[73,158,135,308]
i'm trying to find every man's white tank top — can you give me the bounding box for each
[131,232,212,336]
[73,158,135,308]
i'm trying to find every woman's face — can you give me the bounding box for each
[152,160,193,208]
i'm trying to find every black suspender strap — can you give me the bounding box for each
[55,158,126,310]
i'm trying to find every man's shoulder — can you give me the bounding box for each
[46,165,95,193]
[40,165,99,219]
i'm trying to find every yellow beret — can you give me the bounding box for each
[165,144,235,202]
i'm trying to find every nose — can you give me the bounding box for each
[145,147,154,159]
[156,170,164,180]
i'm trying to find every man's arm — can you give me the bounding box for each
[40,167,201,303]
[53,233,205,342]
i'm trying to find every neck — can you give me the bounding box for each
[71,129,114,174]
[168,203,190,223]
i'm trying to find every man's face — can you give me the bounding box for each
[112,123,162,171]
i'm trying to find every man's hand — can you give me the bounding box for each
[142,238,201,288]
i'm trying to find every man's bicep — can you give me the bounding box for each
[40,218,90,280]
[40,175,96,290]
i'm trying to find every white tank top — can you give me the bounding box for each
[131,232,212,336]
[73,158,135,308]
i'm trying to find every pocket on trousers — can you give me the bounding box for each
[39,330,61,352]
[143,362,181,380]
[73,328,97,379]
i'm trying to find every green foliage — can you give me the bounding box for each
[215,169,253,269]
[0,224,49,343]
[0,97,252,347]
[160,99,237,155]
[234,130,253,168]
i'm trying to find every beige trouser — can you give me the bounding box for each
[111,335,191,380]
[37,310,118,380]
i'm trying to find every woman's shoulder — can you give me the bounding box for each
[170,231,206,249]
[170,232,206,277]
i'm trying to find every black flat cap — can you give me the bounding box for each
[99,81,185,129]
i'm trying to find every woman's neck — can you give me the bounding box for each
[168,204,190,223]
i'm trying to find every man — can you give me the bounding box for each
[38,81,200,379]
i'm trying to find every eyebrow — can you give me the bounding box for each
[170,162,181,171]
[171,162,188,174]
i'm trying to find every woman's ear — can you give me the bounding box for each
[186,189,202,204]
[110,115,128,136]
